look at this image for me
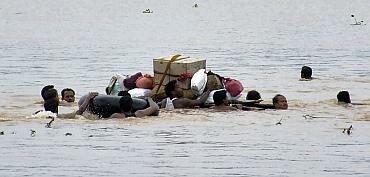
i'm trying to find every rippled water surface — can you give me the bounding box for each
[1,0,370,176]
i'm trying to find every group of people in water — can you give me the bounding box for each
[38,65,358,119]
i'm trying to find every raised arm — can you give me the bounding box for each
[187,90,211,107]
[76,92,98,115]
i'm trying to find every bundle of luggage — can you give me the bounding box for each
[106,54,244,103]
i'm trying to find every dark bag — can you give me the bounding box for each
[124,72,142,90]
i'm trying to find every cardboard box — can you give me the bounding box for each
[153,55,206,89]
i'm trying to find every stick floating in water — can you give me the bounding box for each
[351,14,364,25]
[45,116,54,128]
[276,118,282,125]
[343,125,353,135]
[30,129,36,137]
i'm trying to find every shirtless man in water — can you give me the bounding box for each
[61,88,76,103]
[39,85,96,118]
[336,91,369,105]
[299,66,316,81]
[212,90,239,111]
[109,96,159,118]
[272,94,288,110]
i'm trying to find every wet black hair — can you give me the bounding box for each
[165,80,177,98]
[272,94,285,104]
[43,88,59,114]
[41,85,54,100]
[119,96,133,112]
[118,91,131,97]
[337,91,351,103]
[301,66,312,79]
[44,88,58,101]
[246,90,261,100]
[61,88,75,99]
[213,90,227,106]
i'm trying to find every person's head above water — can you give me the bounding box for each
[337,91,351,103]
[246,90,261,100]
[119,95,133,112]
[44,88,58,101]
[61,88,75,103]
[41,85,55,100]
[272,94,288,110]
[164,80,183,98]
[43,88,59,114]
[213,90,228,106]
[301,66,312,79]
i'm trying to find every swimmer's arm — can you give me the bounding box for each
[187,90,211,107]
[135,98,159,117]
[76,92,98,115]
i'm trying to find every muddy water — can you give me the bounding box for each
[1,0,370,176]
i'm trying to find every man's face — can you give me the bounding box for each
[275,96,288,110]
[62,91,75,103]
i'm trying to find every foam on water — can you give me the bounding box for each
[1,0,370,176]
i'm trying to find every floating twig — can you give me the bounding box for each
[343,125,353,135]
[45,116,54,128]
[276,118,282,125]
[30,129,36,137]
[303,114,336,119]
[65,133,72,136]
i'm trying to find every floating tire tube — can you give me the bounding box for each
[78,94,148,118]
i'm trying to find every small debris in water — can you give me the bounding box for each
[303,114,313,119]
[30,129,36,137]
[0,131,4,135]
[276,118,282,125]
[65,133,72,136]
[45,116,54,128]
[88,135,93,137]
[343,125,353,135]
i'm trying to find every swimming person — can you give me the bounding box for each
[336,91,369,106]
[39,85,98,118]
[337,91,351,104]
[212,90,239,111]
[61,88,76,103]
[272,94,288,110]
[300,66,313,81]
[246,90,261,101]
[109,96,159,118]
[230,90,274,109]
[42,87,60,114]
[161,80,214,109]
